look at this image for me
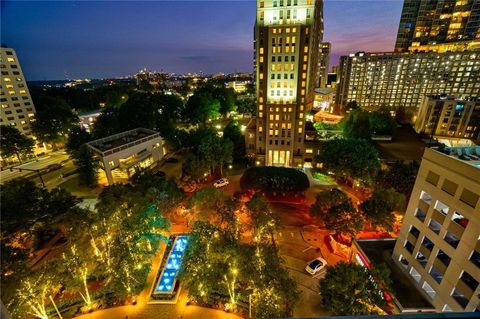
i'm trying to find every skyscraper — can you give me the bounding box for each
[395,0,480,53]
[0,47,36,136]
[246,0,323,167]
[317,42,330,88]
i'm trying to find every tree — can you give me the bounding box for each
[240,166,310,193]
[316,138,380,186]
[324,201,363,237]
[183,153,210,181]
[376,162,418,197]
[343,109,372,140]
[369,112,396,136]
[60,245,97,310]
[223,121,245,159]
[180,221,298,317]
[0,125,34,163]
[320,262,390,316]
[7,267,59,319]
[310,188,349,221]
[92,182,171,299]
[74,144,98,187]
[212,86,236,117]
[66,127,91,156]
[360,188,405,231]
[31,96,78,148]
[190,186,226,212]
[246,195,278,245]
[236,96,256,115]
[344,100,359,113]
[197,133,233,176]
[1,178,80,236]
[91,108,120,139]
[184,90,221,125]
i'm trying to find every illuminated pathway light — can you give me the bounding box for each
[154,235,188,294]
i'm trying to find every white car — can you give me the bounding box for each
[213,178,229,188]
[305,257,327,275]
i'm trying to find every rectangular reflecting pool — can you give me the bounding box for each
[154,235,188,294]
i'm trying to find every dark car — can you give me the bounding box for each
[165,157,179,163]
[154,171,166,179]
[46,163,63,172]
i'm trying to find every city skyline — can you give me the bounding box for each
[1,0,403,81]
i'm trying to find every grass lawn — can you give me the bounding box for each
[58,175,103,198]
[312,171,336,185]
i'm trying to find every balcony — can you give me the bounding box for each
[432,209,446,225]
[416,252,428,268]
[437,250,451,267]
[444,232,460,249]
[415,208,427,223]
[428,218,442,235]
[447,220,465,240]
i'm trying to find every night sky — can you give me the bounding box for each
[1,0,403,81]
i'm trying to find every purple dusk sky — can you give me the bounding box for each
[1,0,403,81]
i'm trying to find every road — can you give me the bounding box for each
[0,151,73,186]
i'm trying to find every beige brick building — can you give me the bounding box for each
[392,147,480,312]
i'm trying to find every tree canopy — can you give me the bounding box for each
[360,188,405,231]
[316,138,380,186]
[0,125,34,163]
[320,261,391,316]
[182,128,233,179]
[343,109,372,140]
[1,178,80,236]
[223,120,246,159]
[180,221,298,318]
[183,89,221,125]
[376,162,418,197]
[31,96,78,146]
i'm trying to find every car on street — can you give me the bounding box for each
[165,157,179,163]
[305,257,327,275]
[154,171,166,179]
[213,178,229,188]
[45,163,63,172]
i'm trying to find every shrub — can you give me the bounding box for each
[240,166,309,193]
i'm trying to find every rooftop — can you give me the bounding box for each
[355,238,434,311]
[434,146,480,170]
[87,128,160,156]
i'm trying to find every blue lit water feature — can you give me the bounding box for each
[155,235,188,294]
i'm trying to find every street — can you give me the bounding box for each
[0,151,73,187]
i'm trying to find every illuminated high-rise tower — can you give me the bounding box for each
[395,0,480,53]
[246,0,323,167]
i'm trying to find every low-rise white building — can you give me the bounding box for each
[87,128,164,185]
[78,109,102,133]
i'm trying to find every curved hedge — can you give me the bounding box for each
[240,166,310,193]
